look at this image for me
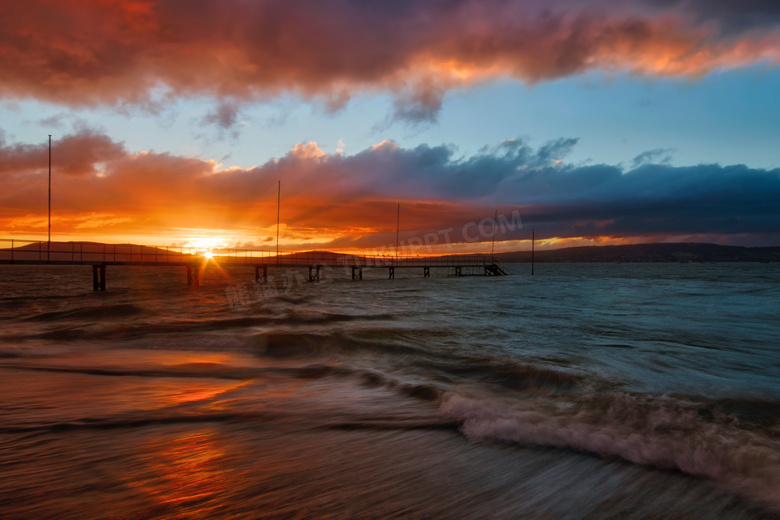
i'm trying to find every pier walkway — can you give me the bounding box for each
[0,239,509,290]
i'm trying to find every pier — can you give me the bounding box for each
[0,239,509,291]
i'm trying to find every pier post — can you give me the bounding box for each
[92,265,99,291]
[99,265,106,291]
[423,267,430,278]
[187,266,199,286]
[308,265,320,282]
[455,266,462,277]
[389,267,394,279]
[351,267,363,280]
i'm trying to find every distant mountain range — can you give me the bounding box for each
[496,243,780,263]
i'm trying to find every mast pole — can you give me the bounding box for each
[395,204,400,260]
[276,180,280,264]
[48,135,51,261]
[491,209,497,262]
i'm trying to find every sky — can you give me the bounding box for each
[1,0,779,253]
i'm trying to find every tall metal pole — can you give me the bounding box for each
[395,204,400,260]
[48,135,51,261]
[491,209,497,262]
[531,229,535,276]
[276,180,281,264]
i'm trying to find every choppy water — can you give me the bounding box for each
[0,262,778,519]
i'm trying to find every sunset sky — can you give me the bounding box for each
[1,0,779,253]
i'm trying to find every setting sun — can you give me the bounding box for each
[183,237,226,254]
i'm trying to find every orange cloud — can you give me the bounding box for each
[2,130,780,249]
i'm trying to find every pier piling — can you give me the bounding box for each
[92,265,106,291]
[187,266,199,287]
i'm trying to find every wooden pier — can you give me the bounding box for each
[0,239,509,291]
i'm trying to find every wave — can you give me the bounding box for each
[9,310,397,344]
[0,359,447,408]
[0,362,261,380]
[0,412,263,434]
[25,303,146,322]
[0,360,368,384]
[252,330,589,397]
[0,409,459,437]
[281,311,397,324]
[439,390,780,512]
[431,360,585,393]
[253,330,433,360]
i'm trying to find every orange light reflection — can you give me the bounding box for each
[127,429,234,513]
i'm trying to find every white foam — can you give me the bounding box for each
[439,391,780,511]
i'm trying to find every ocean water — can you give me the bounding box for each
[0,262,778,519]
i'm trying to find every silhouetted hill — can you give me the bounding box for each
[496,243,780,263]
[4,240,779,264]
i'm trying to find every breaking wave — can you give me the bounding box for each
[439,390,780,511]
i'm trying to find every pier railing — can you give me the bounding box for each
[0,239,220,264]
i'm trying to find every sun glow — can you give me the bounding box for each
[182,237,227,255]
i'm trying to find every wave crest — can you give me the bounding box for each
[439,391,780,512]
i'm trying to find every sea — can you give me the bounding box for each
[0,262,778,519]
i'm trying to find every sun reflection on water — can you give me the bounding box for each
[127,429,235,514]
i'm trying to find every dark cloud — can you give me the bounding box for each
[631,148,675,168]
[198,101,245,142]
[202,102,241,130]
[0,129,126,177]
[392,88,445,124]
[499,163,780,241]
[644,0,780,33]
[35,114,67,130]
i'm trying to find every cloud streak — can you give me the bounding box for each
[1,0,778,119]
[1,129,778,247]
